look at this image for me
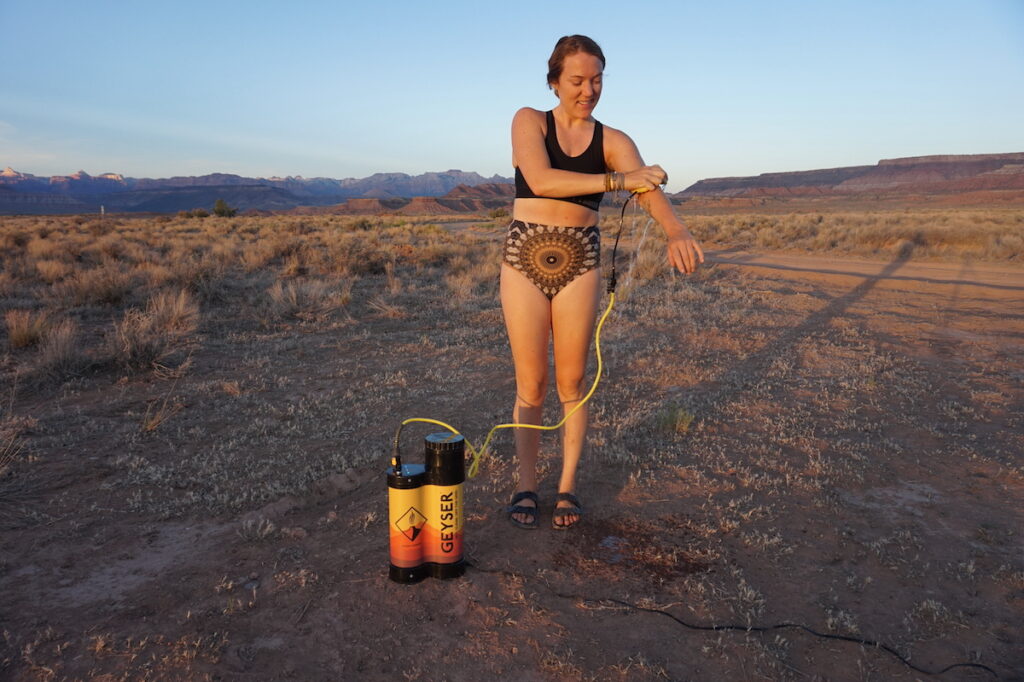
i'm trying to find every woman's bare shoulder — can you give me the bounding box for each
[601,123,637,149]
[601,123,644,168]
[512,107,547,126]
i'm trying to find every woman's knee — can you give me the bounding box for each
[515,379,547,407]
[555,375,585,403]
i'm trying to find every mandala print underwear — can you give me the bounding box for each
[502,220,601,299]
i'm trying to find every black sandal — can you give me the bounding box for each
[552,492,583,530]
[507,491,539,530]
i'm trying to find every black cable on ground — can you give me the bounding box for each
[465,562,1000,679]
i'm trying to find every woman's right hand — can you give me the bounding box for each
[623,165,668,193]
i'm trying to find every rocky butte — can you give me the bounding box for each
[674,152,1024,209]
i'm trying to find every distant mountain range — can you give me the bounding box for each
[0,167,511,215]
[2,152,1023,215]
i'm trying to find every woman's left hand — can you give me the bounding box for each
[665,227,705,274]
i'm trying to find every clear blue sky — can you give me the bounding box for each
[2,0,1022,191]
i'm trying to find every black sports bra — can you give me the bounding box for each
[514,110,606,211]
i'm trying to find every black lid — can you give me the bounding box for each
[425,432,465,453]
[424,433,465,485]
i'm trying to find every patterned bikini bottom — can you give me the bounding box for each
[502,220,601,300]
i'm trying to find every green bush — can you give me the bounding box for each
[213,199,237,218]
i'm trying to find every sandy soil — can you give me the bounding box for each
[1,238,1022,681]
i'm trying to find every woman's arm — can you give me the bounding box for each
[605,127,705,274]
[512,108,665,198]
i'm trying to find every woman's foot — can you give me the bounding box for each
[552,492,583,530]
[507,491,539,529]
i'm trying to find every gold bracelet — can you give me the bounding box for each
[604,172,612,193]
[615,172,625,192]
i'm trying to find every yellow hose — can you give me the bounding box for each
[398,292,616,478]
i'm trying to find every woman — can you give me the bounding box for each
[503,35,704,530]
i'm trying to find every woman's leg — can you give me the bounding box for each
[500,263,551,524]
[550,267,602,526]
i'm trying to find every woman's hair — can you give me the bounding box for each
[546,35,605,88]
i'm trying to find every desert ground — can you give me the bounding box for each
[0,207,1022,680]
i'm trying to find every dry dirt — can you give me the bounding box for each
[1,226,1022,681]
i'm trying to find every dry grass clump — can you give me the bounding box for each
[0,272,15,297]
[240,243,275,273]
[134,262,176,288]
[0,434,21,478]
[4,310,51,349]
[35,259,74,283]
[444,244,501,301]
[326,232,394,275]
[50,265,133,306]
[169,255,226,302]
[0,229,29,251]
[111,289,199,372]
[25,236,66,261]
[266,279,349,321]
[655,405,696,434]
[34,318,87,380]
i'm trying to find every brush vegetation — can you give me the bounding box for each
[603,207,1024,262]
[0,208,1021,679]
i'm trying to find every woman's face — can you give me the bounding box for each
[551,51,603,117]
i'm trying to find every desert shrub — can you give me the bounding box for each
[34,318,87,380]
[240,243,274,272]
[209,241,238,267]
[191,208,210,219]
[0,230,29,250]
[443,243,501,301]
[35,259,74,283]
[111,289,199,372]
[327,233,392,275]
[94,234,129,261]
[168,256,225,302]
[240,231,303,273]
[86,219,112,237]
[51,265,133,306]
[676,209,1024,261]
[134,262,176,288]
[281,251,309,278]
[349,217,376,231]
[265,233,304,260]
[266,279,348,320]
[414,238,463,269]
[405,222,445,237]
[213,199,237,218]
[25,237,64,261]
[988,231,1023,260]
[4,310,51,349]
[655,405,696,434]
[0,272,16,297]
[283,219,316,236]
